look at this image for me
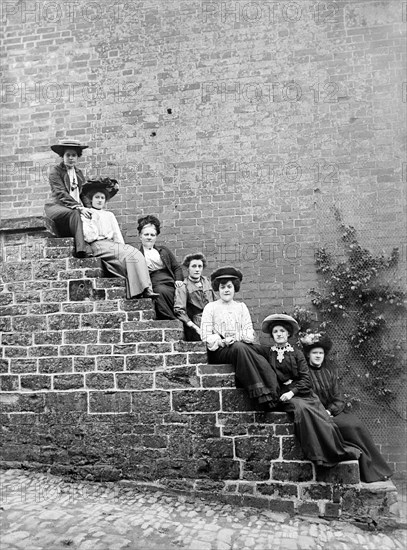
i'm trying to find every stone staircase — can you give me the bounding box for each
[0,218,401,521]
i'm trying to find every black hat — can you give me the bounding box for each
[81,178,119,201]
[50,139,89,157]
[210,266,243,284]
[300,333,333,354]
[261,314,300,335]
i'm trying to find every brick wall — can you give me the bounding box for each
[1,0,406,481]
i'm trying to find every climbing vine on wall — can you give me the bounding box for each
[294,208,406,405]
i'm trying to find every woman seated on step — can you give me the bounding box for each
[261,314,361,467]
[301,332,393,482]
[137,215,184,320]
[80,179,159,300]
[45,139,93,258]
[200,266,280,410]
[173,253,215,341]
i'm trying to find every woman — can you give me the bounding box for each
[301,332,393,482]
[45,139,92,258]
[138,215,184,319]
[262,314,361,467]
[174,253,215,341]
[200,267,279,409]
[80,179,159,300]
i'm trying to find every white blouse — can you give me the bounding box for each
[200,299,255,351]
[143,247,164,271]
[82,209,125,244]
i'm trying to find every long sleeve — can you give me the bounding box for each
[240,303,255,343]
[110,214,125,244]
[174,281,191,325]
[201,302,224,351]
[81,216,99,243]
[309,366,346,416]
[48,165,83,208]
[290,349,312,396]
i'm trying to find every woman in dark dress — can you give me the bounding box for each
[262,314,361,467]
[174,253,215,341]
[138,215,184,320]
[44,139,92,258]
[201,267,280,409]
[300,333,393,482]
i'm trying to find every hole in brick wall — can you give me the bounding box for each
[167,108,172,114]
[151,132,156,137]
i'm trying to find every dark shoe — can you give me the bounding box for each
[142,289,160,298]
[75,251,93,259]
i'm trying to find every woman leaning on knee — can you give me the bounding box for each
[45,139,93,258]
[137,215,184,320]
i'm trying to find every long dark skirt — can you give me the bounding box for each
[45,204,88,256]
[333,411,393,482]
[90,240,151,299]
[280,395,361,467]
[208,341,280,408]
[150,269,176,320]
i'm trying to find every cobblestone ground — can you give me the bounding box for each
[0,469,406,550]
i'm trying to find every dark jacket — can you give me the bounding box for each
[268,346,312,397]
[139,245,183,281]
[308,362,346,416]
[46,162,86,208]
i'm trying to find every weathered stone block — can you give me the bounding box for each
[0,317,11,332]
[272,462,314,482]
[172,390,220,413]
[217,413,256,436]
[74,357,96,372]
[12,315,47,332]
[0,375,19,391]
[112,344,138,355]
[99,330,122,343]
[29,303,61,315]
[65,330,98,344]
[194,437,234,459]
[0,305,29,317]
[137,342,172,354]
[0,293,13,306]
[315,462,360,484]
[274,423,295,436]
[14,291,41,303]
[201,374,234,388]
[165,353,188,366]
[34,331,62,345]
[53,374,84,390]
[20,375,51,391]
[48,314,80,330]
[123,320,181,331]
[297,502,320,516]
[42,290,68,303]
[257,482,298,498]
[173,341,206,352]
[0,359,9,373]
[323,502,341,518]
[28,346,59,357]
[188,352,208,364]
[163,329,184,342]
[116,372,154,390]
[59,345,86,356]
[301,484,332,501]
[155,366,200,389]
[222,388,257,412]
[89,392,131,413]
[82,312,126,329]
[1,262,32,282]
[10,359,37,373]
[119,298,151,311]
[281,435,305,460]
[95,300,119,312]
[86,373,115,390]
[68,280,105,302]
[44,392,87,413]
[38,357,72,374]
[4,347,28,358]
[188,414,220,438]
[126,355,164,371]
[96,356,124,372]
[62,303,94,313]
[235,436,280,461]
[132,391,171,413]
[122,330,163,343]
[33,260,66,280]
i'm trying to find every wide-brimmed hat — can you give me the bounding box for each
[81,178,119,201]
[51,139,89,157]
[261,314,300,335]
[300,333,333,354]
[210,266,243,284]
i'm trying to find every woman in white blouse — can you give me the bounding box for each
[200,267,279,410]
[80,179,158,300]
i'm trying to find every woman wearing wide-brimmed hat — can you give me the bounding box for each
[200,267,279,409]
[80,179,159,300]
[301,332,393,481]
[173,253,215,341]
[45,139,93,258]
[262,314,361,467]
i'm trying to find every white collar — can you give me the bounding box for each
[271,342,294,363]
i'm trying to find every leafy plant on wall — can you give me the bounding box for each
[291,207,406,408]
